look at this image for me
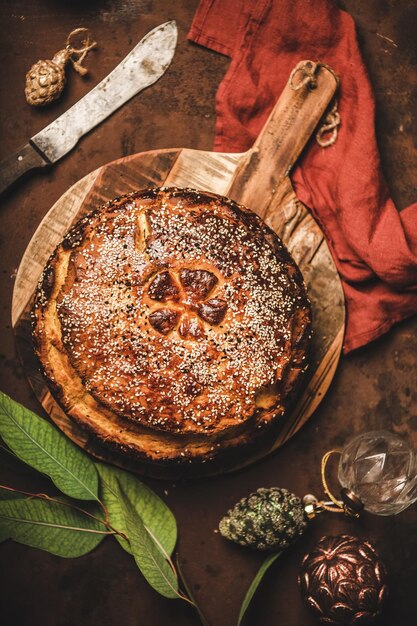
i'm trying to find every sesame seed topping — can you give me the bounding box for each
[44,188,310,436]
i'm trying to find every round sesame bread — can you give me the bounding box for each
[32,187,311,471]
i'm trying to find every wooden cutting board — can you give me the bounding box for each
[12,64,345,477]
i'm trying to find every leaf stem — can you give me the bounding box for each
[1,484,104,527]
[176,556,209,621]
[144,524,195,606]
[0,512,116,535]
[0,483,130,541]
[177,591,196,607]
[98,497,110,526]
[145,524,178,580]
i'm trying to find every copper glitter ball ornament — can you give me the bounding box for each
[299,535,388,625]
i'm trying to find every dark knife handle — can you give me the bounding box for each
[0,142,50,197]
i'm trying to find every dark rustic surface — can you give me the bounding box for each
[0,1,416,625]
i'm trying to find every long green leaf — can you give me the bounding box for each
[238,552,283,625]
[116,479,180,599]
[0,392,98,501]
[0,498,107,557]
[95,462,177,556]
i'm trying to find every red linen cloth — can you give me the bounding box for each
[188,0,417,353]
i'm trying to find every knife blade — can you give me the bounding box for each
[0,20,177,196]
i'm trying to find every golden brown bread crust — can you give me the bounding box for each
[32,187,311,471]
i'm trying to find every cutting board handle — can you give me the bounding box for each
[226,62,338,215]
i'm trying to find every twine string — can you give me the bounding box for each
[289,60,319,91]
[316,98,341,147]
[288,60,341,147]
[66,28,97,76]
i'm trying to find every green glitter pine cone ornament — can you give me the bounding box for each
[217,435,411,623]
[219,487,308,550]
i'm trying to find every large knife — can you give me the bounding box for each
[0,20,177,196]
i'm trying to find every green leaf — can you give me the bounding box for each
[115,479,180,599]
[238,552,283,625]
[95,462,177,556]
[0,497,107,557]
[0,392,98,501]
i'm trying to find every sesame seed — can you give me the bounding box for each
[51,188,310,436]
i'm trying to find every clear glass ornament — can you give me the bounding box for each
[338,430,417,515]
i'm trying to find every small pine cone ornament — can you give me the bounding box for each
[25,28,96,106]
[299,535,388,626]
[219,487,307,551]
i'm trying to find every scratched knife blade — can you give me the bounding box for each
[0,20,177,196]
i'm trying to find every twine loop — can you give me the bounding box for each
[289,60,319,91]
[65,28,97,76]
[289,60,341,148]
[316,98,341,147]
